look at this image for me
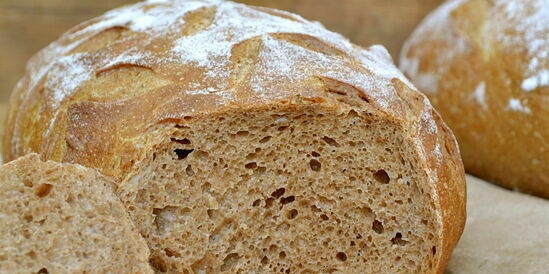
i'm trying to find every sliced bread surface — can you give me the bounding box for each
[0,154,153,274]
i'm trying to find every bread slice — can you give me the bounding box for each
[3,1,466,273]
[0,154,153,274]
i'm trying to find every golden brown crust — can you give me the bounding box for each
[428,111,467,273]
[392,78,466,273]
[400,0,548,197]
[4,1,466,272]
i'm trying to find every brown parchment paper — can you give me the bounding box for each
[446,175,549,274]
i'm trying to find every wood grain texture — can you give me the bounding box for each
[0,0,441,103]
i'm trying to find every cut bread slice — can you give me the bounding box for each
[115,97,465,273]
[0,154,153,274]
[3,1,466,273]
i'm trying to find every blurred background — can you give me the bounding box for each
[0,0,442,103]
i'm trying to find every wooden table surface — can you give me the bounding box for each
[0,0,442,103]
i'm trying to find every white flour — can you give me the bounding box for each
[26,0,411,114]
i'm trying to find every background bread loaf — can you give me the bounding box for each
[3,0,466,273]
[0,154,153,274]
[400,0,548,197]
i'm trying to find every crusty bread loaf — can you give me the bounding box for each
[3,0,466,273]
[0,154,153,274]
[400,0,548,197]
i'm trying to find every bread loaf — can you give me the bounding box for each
[0,154,153,274]
[4,0,466,273]
[400,0,548,197]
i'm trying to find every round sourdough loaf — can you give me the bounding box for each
[4,0,466,273]
[400,0,548,197]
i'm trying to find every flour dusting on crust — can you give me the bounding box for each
[22,0,411,114]
[399,0,469,95]
[507,98,532,114]
[472,81,487,110]
[497,0,549,92]
[45,54,93,105]
[401,0,548,108]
